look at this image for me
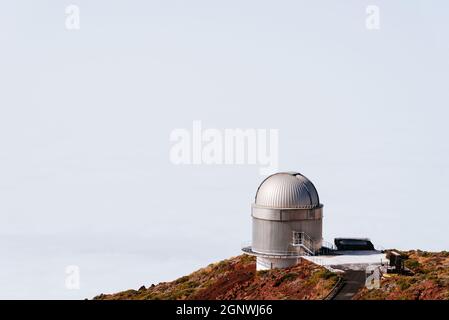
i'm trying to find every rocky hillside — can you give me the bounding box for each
[355,250,449,300]
[94,255,340,300]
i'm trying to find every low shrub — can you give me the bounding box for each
[274,272,298,287]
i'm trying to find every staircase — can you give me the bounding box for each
[291,231,315,256]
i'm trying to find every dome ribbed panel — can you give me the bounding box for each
[255,172,320,209]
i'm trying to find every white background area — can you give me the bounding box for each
[1,1,448,298]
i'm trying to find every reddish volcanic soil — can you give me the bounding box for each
[355,250,449,300]
[94,255,339,300]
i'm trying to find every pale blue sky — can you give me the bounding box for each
[0,1,448,299]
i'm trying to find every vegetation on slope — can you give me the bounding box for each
[94,255,340,300]
[355,250,449,300]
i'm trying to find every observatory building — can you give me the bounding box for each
[242,172,324,270]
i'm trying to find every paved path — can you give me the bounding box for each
[332,270,366,300]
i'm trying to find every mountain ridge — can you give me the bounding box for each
[94,250,449,300]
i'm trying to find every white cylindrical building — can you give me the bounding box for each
[242,172,323,270]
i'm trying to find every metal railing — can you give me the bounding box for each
[242,240,312,257]
[242,246,307,257]
[323,276,343,300]
[291,231,315,256]
[322,240,337,251]
[244,232,341,257]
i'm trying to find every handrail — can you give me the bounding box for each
[322,240,337,250]
[242,231,320,257]
[242,245,309,257]
[323,276,343,300]
[291,231,315,256]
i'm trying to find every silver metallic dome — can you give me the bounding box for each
[254,172,320,209]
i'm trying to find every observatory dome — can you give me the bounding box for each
[255,172,320,209]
